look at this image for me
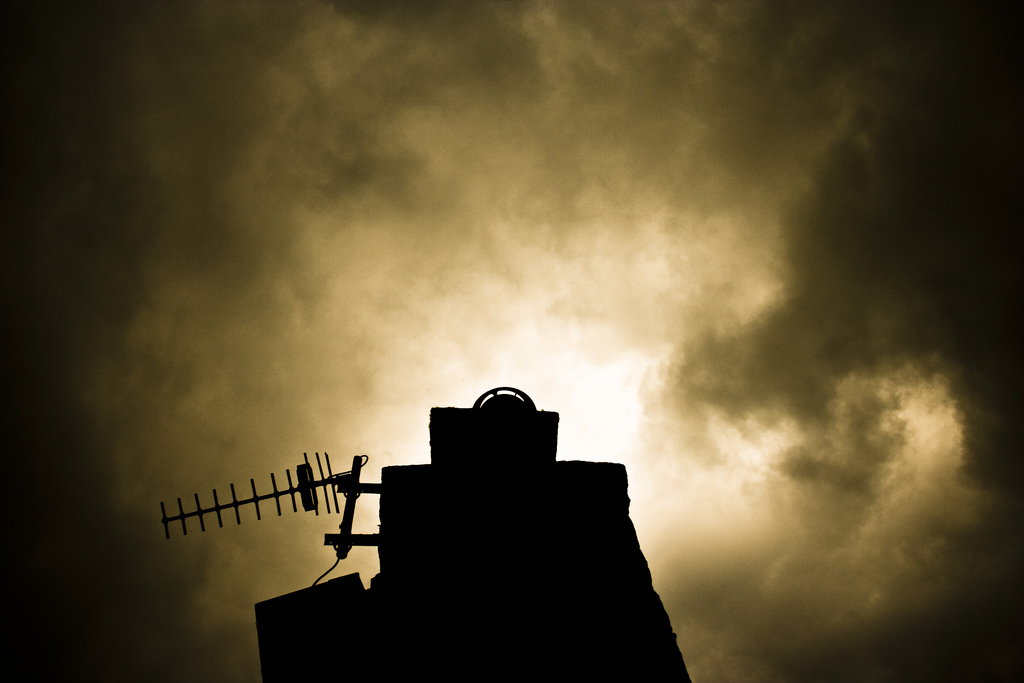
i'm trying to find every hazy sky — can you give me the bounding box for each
[4,2,1022,681]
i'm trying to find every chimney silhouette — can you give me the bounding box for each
[254,388,690,681]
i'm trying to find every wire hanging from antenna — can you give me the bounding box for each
[312,557,341,586]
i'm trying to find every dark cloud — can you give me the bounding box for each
[664,3,1024,681]
[1,3,212,680]
[3,2,1021,681]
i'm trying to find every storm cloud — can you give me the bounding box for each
[3,2,1021,681]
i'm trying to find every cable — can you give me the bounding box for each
[312,556,341,586]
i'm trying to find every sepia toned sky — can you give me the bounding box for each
[4,2,1022,681]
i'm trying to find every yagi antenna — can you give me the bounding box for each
[160,452,381,550]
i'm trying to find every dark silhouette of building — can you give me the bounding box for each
[254,388,690,681]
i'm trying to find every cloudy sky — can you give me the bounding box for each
[4,2,1022,681]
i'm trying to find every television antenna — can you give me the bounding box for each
[160,451,381,560]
